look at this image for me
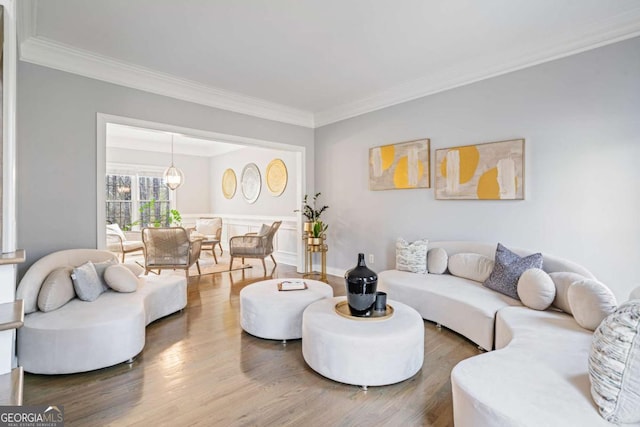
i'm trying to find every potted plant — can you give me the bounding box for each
[296,192,329,233]
[308,220,328,246]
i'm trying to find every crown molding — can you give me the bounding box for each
[315,9,640,127]
[19,36,315,128]
[16,2,640,129]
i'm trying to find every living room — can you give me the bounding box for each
[1,1,639,426]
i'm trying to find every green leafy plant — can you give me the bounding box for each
[126,199,182,229]
[312,220,328,238]
[295,192,329,222]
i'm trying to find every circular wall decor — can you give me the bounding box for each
[241,163,261,204]
[266,158,288,196]
[222,168,237,199]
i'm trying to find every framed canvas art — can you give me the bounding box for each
[435,139,524,200]
[369,138,430,190]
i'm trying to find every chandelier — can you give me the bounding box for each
[164,134,184,190]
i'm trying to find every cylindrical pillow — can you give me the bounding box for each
[589,300,640,423]
[427,248,447,274]
[448,253,494,283]
[517,268,556,310]
[548,272,586,314]
[630,286,640,301]
[104,264,139,293]
[568,279,617,331]
[121,263,144,277]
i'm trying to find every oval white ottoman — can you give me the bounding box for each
[302,296,424,388]
[240,279,333,341]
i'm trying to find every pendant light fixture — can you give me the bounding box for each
[164,134,184,190]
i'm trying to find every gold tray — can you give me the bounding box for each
[277,281,308,291]
[334,300,394,321]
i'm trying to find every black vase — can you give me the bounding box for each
[344,253,378,317]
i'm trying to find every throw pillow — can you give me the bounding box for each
[71,261,105,302]
[106,223,126,240]
[37,266,76,312]
[548,272,587,314]
[396,238,428,273]
[427,248,448,274]
[121,263,145,277]
[589,300,640,423]
[517,268,556,310]
[94,259,118,291]
[258,224,271,236]
[195,218,217,236]
[568,279,617,331]
[448,253,494,283]
[483,243,543,300]
[104,265,139,293]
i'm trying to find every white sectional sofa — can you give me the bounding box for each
[16,249,187,374]
[378,241,638,427]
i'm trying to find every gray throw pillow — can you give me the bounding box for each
[93,259,117,291]
[71,261,105,302]
[483,243,543,299]
[37,266,76,312]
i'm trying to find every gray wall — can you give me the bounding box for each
[315,37,640,301]
[210,146,298,216]
[107,147,212,214]
[17,62,314,274]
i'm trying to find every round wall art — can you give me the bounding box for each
[241,163,261,204]
[222,168,237,199]
[266,158,288,197]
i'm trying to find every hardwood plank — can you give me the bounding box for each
[23,256,479,426]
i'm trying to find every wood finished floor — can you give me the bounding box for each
[23,258,481,426]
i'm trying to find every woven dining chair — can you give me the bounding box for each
[141,227,203,277]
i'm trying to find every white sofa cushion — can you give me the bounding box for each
[427,247,448,274]
[396,238,428,273]
[589,300,640,424]
[378,269,520,350]
[569,279,618,331]
[483,243,543,300]
[71,261,105,302]
[448,253,494,283]
[517,268,555,311]
[104,264,139,293]
[37,266,75,312]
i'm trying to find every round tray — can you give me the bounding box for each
[334,300,394,321]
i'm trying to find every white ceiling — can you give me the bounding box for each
[18,0,640,127]
[107,124,245,157]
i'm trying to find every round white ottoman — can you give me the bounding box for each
[302,296,424,389]
[240,279,333,341]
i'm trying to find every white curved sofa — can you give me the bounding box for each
[378,241,636,426]
[16,249,187,374]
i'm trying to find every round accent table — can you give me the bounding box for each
[240,279,333,342]
[302,296,424,389]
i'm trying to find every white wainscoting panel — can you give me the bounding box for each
[183,214,298,266]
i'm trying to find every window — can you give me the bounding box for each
[106,165,175,230]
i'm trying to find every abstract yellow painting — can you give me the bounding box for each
[435,139,524,200]
[369,139,430,190]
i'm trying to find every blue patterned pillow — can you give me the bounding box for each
[483,243,543,299]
